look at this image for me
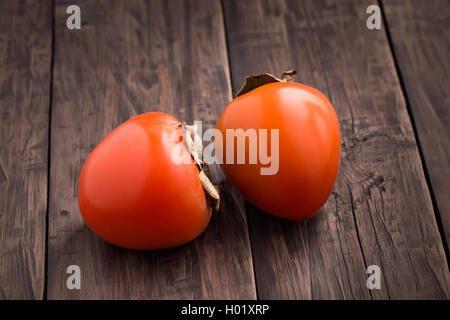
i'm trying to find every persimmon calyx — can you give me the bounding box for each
[236,69,297,97]
[182,122,220,211]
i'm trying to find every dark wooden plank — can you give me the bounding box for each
[0,0,52,299]
[382,0,450,250]
[223,0,450,299]
[47,0,256,299]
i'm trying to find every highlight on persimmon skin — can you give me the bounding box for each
[215,78,341,221]
[78,112,214,250]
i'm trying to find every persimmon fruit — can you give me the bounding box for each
[78,112,217,250]
[215,71,341,220]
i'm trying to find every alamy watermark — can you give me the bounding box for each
[366,265,381,290]
[66,5,81,30]
[366,5,381,30]
[63,264,381,291]
[170,121,280,176]
[66,265,81,290]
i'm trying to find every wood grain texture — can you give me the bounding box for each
[382,0,450,250]
[47,0,256,299]
[0,0,52,299]
[223,0,450,299]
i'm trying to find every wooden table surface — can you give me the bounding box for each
[0,0,449,299]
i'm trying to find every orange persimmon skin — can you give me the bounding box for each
[215,82,341,220]
[78,112,211,250]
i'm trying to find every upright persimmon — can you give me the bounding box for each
[78,112,218,250]
[215,72,341,220]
